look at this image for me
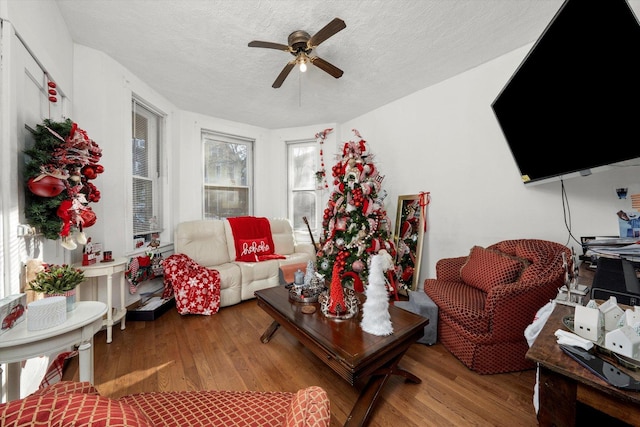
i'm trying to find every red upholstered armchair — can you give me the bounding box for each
[1,381,330,427]
[423,239,570,374]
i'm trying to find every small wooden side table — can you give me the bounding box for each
[0,301,107,402]
[75,257,127,343]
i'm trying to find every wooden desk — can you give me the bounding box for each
[255,286,428,427]
[0,301,107,402]
[526,303,640,426]
[75,258,127,343]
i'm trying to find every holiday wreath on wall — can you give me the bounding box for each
[24,118,104,249]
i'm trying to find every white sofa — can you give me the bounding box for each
[174,218,315,307]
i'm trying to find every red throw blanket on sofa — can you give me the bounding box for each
[161,253,220,315]
[227,216,285,262]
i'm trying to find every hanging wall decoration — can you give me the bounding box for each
[314,128,332,190]
[24,118,104,249]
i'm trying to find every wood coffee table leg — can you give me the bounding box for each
[344,352,419,427]
[537,366,577,426]
[260,320,280,343]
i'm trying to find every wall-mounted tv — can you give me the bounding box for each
[492,0,640,185]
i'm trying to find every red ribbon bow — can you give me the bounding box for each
[419,191,431,232]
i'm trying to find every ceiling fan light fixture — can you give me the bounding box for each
[297,53,308,72]
[248,18,346,88]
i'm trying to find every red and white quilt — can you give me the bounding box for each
[161,254,221,315]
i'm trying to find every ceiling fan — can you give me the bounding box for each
[248,17,346,88]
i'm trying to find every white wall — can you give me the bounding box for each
[1,0,73,98]
[1,0,76,298]
[5,0,639,296]
[173,117,341,222]
[72,44,179,258]
[175,111,270,221]
[0,0,77,398]
[341,44,640,288]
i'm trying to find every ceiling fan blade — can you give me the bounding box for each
[273,62,296,88]
[248,40,291,51]
[310,57,343,79]
[308,18,346,48]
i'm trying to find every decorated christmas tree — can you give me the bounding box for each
[316,129,396,314]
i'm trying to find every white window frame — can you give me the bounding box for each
[131,98,164,250]
[201,130,254,219]
[287,139,322,244]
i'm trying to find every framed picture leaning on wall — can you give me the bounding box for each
[393,193,429,293]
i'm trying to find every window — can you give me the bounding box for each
[202,131,253,219]
[131,99,163,247]
[287,140,320,243]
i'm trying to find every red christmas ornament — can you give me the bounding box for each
[82,166,97,179]
[401,266,414,282]
[88,188,101,203]
[47,80,57,103]
[352,259,365,273]
[80,208,97,228]
[27,176,65,197]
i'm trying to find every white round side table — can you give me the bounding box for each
[74,257,128,343]
[0,301,107,402]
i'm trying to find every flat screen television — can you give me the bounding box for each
[492,0,640,185]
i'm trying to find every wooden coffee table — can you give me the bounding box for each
[255,286,428,427]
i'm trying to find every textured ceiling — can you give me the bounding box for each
[54,0,575,129]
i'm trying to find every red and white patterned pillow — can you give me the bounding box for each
[162,253,221,315]
[236,236,272,262]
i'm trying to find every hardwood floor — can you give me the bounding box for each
[64,299,539,426]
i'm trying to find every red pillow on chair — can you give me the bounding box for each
[460,246,525,293]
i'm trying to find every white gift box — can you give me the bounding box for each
[27,297,67,331]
